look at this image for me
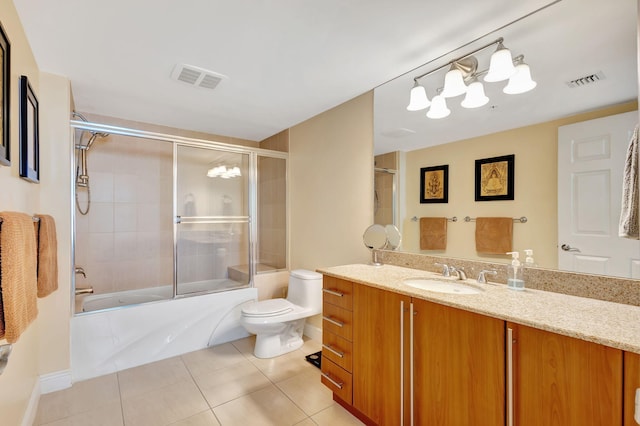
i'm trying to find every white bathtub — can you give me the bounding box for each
[71,284,257,381]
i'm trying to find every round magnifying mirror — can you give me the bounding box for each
[385,224,402,250]
[363,224,387,250]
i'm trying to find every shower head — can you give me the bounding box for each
[84,131,109,150]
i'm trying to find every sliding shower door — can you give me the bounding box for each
[175,144,251,296]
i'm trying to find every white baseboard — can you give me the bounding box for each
[22,377,40,426]
[303,323,322,342]
[40,370,72,394]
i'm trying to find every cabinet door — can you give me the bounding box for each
[413,299,505,426]
[624,351,640,426]
[353,284,411,426]
[508,322,622,426]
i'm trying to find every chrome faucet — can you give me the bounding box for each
[448,266,467,280]
[434,262,450,277]
[477,269,498,283]
[75,266,86,278]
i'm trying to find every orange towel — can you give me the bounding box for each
[0,212,38,343]
[34,214,58,298]
[475,217,513,254]
[420,217,447,250]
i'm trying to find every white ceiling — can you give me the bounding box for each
[13,0,637,150]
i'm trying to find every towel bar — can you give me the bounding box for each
[411,216,457,222]
[464,216,527,223]
[0,216,40,223]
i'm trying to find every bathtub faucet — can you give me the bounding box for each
[75,266,86,278]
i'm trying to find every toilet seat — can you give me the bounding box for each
[242,299,295,318]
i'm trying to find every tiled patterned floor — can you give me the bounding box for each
[34,336,364,426]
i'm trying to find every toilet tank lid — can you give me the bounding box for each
[290,269,322,280]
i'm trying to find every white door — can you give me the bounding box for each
[558,110,640,278]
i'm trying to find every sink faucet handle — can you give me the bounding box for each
[434,262,450,277]
[477,269,498,283]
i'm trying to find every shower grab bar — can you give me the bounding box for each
[176,215,250,224]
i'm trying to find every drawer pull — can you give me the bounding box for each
[322,315,344,327]
[322,344,345,358]
[323,288,344,297]
[321,372,344,389]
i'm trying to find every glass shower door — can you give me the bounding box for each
[175,145,251,296]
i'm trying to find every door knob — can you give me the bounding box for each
[560,244,580,252]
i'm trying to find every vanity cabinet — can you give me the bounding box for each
[413,298,505,426]
[320,276,354,404]
[352,283,410,425]
[624,351,640,426]
[507,322,623,426]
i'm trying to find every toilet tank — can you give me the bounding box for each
[287,269,323,314]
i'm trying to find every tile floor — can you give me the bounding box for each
[34,337,364,426]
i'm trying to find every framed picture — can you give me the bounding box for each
[420,164,448,203]
[19,75,39,183]
[475,154,514,201]
[0,23,10,166]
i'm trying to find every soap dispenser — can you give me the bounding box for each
[506,251,525,291]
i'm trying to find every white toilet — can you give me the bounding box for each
[240,269,322,358]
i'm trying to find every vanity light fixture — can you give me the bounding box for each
[406,37,535,119]
[207,165,242,179]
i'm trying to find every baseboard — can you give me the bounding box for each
[21,377,41,426]
[303,323,322,342]
[40,369,72,394]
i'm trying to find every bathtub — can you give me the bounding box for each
[71,283,257,381]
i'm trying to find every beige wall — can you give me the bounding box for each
[290,92,374,327]
[0,2,72,425]
[403,101,637,269]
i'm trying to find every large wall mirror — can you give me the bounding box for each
[374,0,639,279]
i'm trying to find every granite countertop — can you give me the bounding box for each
[318,263,640,354]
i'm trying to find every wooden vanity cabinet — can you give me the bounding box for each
[412,299,505,426]
[624,351,640,426]
[352,283,410,425]
[507,322,623,426]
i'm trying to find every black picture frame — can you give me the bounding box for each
[420,164,448,203]
[0,22,10,166]
[475,154,514,201]
[19,75,39,183]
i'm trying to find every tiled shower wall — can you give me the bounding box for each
[74,133,174,295]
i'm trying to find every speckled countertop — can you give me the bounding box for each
[318,263,640,354]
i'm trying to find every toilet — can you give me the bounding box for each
[240,269,322,358]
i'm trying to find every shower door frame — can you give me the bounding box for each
[70,120,289,311]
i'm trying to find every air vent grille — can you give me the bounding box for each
[171,64,227,90]
[566,71,605,88]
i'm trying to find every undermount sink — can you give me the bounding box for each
[403,278,484,295]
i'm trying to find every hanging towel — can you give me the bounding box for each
[420,217,447,250]
[34,214,58,297]
[619,125,640,239]
[475,217,513,254]
[0,212,38,343]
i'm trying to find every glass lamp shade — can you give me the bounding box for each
[484,43,516,82]
[441,67,467,98]
[407,83,430,111]
[503,61,537,94]
[426,95,451,119]
[461,79,489,108]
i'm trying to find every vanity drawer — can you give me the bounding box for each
[323,332,353,371]
[322,276,353,310]
[321,358,353,404]
[322,302,353,341]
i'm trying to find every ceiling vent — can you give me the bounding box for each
[171,64,227,90]
[565,71,605,88]
[381,128,416,138]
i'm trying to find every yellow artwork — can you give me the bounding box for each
[424,169,444,199]
[480,161,508,196]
